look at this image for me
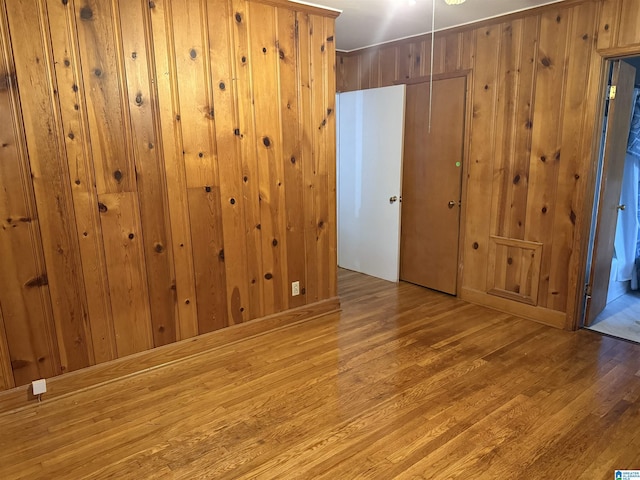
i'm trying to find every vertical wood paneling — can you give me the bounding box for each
[118,0,177,346]
[490,21,523,241]
[507,17,539,242]
[524,9,570,308]
[298,12,317,303]
[74,0,134,195]
[148,0,199,340]
[0,0,338,390]
[46,0,116,363]
[463,25,501,292]
[379,46,396,86]
[547,2,598,312]
[617,0,640,47]
[173,0,216,189]
[232,0,265,319]
[596,0,620,50]
[325,18,337,299]
[310,14,331,302]
[207,0,250,325]
[0,307,13,390]
[6,0,93,374]
[98,192,153,356]
[279,7,306,308]
[187,187,228,333]
[0,2,59,384]
[249,2,287,316]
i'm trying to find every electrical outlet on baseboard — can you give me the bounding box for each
[32,378,47,396]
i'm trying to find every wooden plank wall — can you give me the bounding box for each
[337,0,640,329]
[0,0,337,390]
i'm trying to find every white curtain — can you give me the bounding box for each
[613,88,640,286]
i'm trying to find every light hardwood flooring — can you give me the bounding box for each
[2,269,640,479]
[589,290,640,343]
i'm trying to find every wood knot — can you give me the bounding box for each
[113,170,123,182]
[279,50,285,60]
[219,82,225,90]
[513,174,520,185]
[79,6,93,20]
[219,249,225,260]
[154,243,164,253]
[128,233,135,239]
[94,68,102,77]
[135,93,143,105]
[264,273,273,280]
[262,47,267,53]
[472,242,479,250]
[235,12,242,23]
[98,202,108,213]
[64,59,70,67]
[263,137,271,147]
[230,198,236,205]
[272,239,278,247]
[290,156,296,164]
[541,206,548,214]
[205,186,211,192]
[541,57,551,67]
[24,274,48,288]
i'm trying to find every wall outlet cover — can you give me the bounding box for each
[32,379,47,396]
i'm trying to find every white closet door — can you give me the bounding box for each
[337,85,406,282]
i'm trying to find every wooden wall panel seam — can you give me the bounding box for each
[16,0,95,373]
[232,0,266,319]
[149,0,200,340]
[46,0,118,362]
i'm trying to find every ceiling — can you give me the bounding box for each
[295,0,565,52]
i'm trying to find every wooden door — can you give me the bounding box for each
[585,60,637,326]
[337,85,406,282]
[400,76,466,295]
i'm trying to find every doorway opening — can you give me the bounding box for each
[584,57,640,343]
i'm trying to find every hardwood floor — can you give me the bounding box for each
[2,269,640,479]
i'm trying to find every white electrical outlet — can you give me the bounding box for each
[32,378,47,396]
[292,281,300,296]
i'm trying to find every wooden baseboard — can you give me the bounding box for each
[0,297,340,415]
[460,287,568,330]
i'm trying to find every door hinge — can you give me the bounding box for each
[584,283,592,297]
[609,85,617,100]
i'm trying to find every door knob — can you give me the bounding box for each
[448,201,456,209]
[389,196,398,204]
[617,204,626,211]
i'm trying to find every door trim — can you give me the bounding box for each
[572,53,640,329]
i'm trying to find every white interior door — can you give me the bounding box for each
[337,85,406,282]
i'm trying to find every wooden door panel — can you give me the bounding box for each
[400,77,466,294]
[586,61,636,326]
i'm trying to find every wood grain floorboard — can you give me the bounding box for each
[1,269,640,479]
